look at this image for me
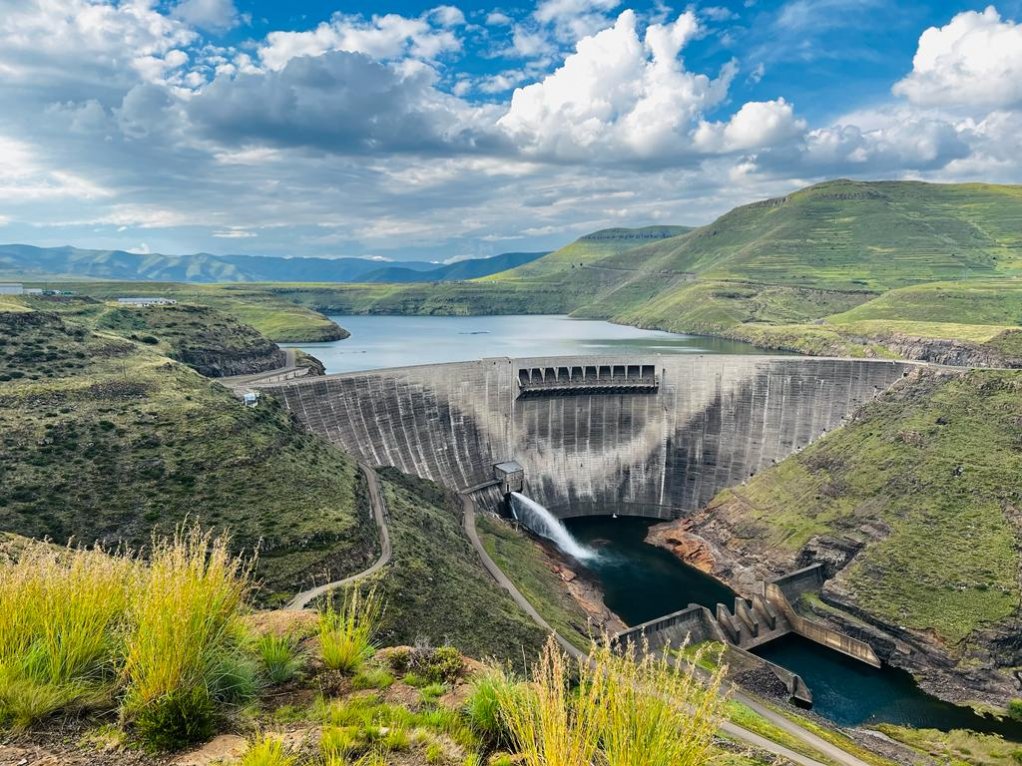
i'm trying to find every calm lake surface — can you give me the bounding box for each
[284,314,778,374]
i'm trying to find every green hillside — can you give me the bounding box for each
[691,368,1022,692]
[34,282,347,343]
[0,306,373,599]
[594,180,1022,290]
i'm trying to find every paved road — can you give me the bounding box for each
[285,463,392,610]
[461,495,873,766]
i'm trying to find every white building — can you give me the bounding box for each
[0,283,24,295]
[117,297,177,306]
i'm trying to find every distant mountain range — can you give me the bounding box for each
[0,244,548,284]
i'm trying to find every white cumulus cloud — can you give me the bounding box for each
[893,6,1022,110]
[498,10,740,162]
[259,11,462,71]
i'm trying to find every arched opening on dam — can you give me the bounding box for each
[256,353,1022,736]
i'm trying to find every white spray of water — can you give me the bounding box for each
[510,492,597,561]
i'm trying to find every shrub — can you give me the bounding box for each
[256,634,303,685]
[319,586,383,675]
[240,734,298,766]
[132,686,216,752]
[121,528,250,749]
[383,646,411,673]
[1009,698,1022,721]
[425,741,445,764]
[403,644,464,684]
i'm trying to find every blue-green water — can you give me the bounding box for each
[285,314,780,374]
[566,517,1022,738]
[757,635,1022,736]
[565,516,734,626]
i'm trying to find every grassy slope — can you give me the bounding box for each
[475,513,594,650]
[27,298,284,376]
[372,468,547,663]
[36,282,346,343]
[702,369,1022,646]
[597,180,1022,290]
[0,306,374,603]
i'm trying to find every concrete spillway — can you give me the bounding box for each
[256,355,915,520]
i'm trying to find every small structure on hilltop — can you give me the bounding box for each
[117,297,177,307]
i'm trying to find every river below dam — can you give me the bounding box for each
[566,516,1022,739]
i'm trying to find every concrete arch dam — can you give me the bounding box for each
[256,355,915,520]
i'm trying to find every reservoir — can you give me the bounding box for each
[284,314,778,374]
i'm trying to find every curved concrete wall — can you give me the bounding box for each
[258,355,914,519]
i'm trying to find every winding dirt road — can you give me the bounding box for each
[285,463,391,610]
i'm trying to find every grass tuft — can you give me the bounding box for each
[319,586,383,675]
[121,526,251,749]
[0,542,134,728]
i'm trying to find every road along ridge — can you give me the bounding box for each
[286,463,392,610]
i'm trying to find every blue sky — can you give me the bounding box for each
[1,0,1022,261]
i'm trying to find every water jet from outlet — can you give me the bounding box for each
[510,492,597,561]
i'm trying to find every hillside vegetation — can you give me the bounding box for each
[34,282,347,343]
[26,298,286,377]
[0,306,373,600]
[683,368,1022,703]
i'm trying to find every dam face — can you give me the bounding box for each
[258,355,914,519]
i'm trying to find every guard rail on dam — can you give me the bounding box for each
[254,355,917,520]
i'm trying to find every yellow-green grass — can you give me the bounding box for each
[495,636,728,766]
[0,541,133,728]
[122,530,249,701]
[704,369,1022,646]
[240,735,299,766]
[0,530,251,748]
[475,513,594,651]
[318,586,383,674]
[876,724,1022,766]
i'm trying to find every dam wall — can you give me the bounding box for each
[258,355,914,519]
